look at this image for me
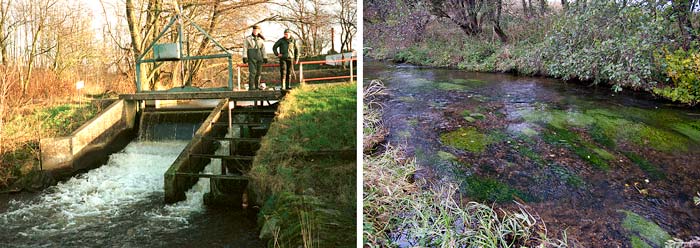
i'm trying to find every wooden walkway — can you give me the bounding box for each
[120,90,285,101]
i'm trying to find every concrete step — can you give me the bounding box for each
[189,154,255,160]
[201,137,261,142]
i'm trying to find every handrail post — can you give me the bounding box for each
[237,64,241,90]
[350,58,353,84]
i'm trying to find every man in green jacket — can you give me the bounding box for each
[242,25,268,90]
[272,29,299,90]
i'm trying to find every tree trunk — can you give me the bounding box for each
[561,0,569,11]
[539,0,547,15]
[0,0,10,66]
[521,0,529,17]
[528,0,535,16]
[187,2,221,86]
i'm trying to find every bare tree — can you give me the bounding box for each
[125,0,163,91]
[0,63,18,154]
[427,0,508,42]
[0,0,18,66]
[16,0,59,95]
[337,0,356,52]
[276,0,333,56]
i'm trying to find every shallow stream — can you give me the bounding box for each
[366,61,700,246]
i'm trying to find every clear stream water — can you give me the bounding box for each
[0,127,262,247]
[366,61,700,246]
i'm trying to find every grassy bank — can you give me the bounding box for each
[366,1,700,105]
[0,101,99,190]
[249,82,356,247]
[363,80,567,247]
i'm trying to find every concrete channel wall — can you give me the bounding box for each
[40,100,138,176]
[164,99,228,203]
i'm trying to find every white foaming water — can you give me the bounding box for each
[0,139,225,237]
[146,138,228,223]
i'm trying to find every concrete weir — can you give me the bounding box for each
[40,100,138,179]
[40,90,281,206]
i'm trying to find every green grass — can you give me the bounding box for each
[1,102,98,189]
[249,82,356,247]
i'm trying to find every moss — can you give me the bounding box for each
[516,145,545,166]
[461,176,532,203]
[398,96,417,103]
[589,123,616,149]
[542,126,611,171]
[440,127,498,154]
[630,235,653,248]
[620,210,672,247]
[397,130,412,139]
[526,107,694,153]
[523,109,595,129]
[592,147,616,160]
[519,127,539,137]
[671,121,700,142]
[407,118,419,127]
[637,125,690,152]
[469,113,486,119]
[436,82,469,91]
[551,165,585,188]
[451,78,487,85]
[437,151,458,161]
[622,151,666,180]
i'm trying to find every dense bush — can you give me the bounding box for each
[654,48,700,105]
[540,1,669,91]
[366,0,700,105]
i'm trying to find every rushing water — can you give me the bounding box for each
[0,138,262,247]
[366,61,700,246]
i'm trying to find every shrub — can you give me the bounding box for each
[654,48,700,105]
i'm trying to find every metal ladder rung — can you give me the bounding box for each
[212,122,267,126]
[189,154,255,160]
[175,172,248,180]
[228,109,277,114]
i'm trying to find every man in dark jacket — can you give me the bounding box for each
[242,25,268,90]
[272,29,299,90]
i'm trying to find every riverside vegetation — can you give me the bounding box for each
[365,0,700,105]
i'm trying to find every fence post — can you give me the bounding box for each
[299,63,304,86]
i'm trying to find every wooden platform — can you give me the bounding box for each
[120,90,285,101]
